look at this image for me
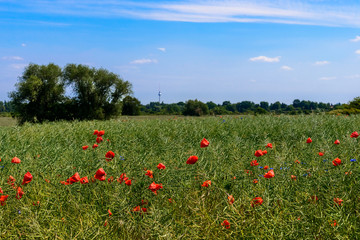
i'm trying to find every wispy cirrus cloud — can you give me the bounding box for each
[314,60,330,66]
[130,58,158,64]
[2,56,24,61]
[250,56,280,63]
[157,47,166,52]
[2,0,360,27]
[319,76,336,81]
[350,36,360,42]
[281,65,293,71]
[355,50,360,54]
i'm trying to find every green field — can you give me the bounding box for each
[0,115,359,239]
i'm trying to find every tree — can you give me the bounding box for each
[63,64,132,120]
[9,63,65,124]
[183,99,209,116]
[122,96,141,115]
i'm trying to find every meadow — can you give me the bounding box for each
[0,115,359,239]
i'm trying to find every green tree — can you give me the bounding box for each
[122,96,141,115]
[183,99,209,116]
[9,63,65,124]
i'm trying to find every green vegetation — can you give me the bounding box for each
[0,115,359,239]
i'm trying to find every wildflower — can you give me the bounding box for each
[310,195,319,202]
[157,163,166,170]
[11,157,21,164]
[94,168,106,181]
[133,206,141,212]
[332,158,341,166]
[104,220,108,227]
[291,175,297,181]
[117,173,128,183]
[264,169,275,179]
[21,172,33,185]
[97,130,105,137]
[92,144,98,149]
[228,195,235,205]
[254,150,263,157]
[82,145,89,150]
[16,187,24,199]
[141,199,148,205]
[263,165,269,170]
[149,182,163,195]
[108,209,112,217]
[350,131,359,138]
[105,151,115,161]
[251,197,263,207]
[295,159,300,164]
[266,143,273,148]
[350,159,356,162]
[221,220,230,229]
[145,170,154,178]
[250,160,259,166]
[96,137,103,143]
[334,198,343,206]
[334,139,340,145]
[93,130,99,135]
[318,152,324,156]
[262,150,268,155]
[0,188,2,194]
[200,138,210,148]
[108,176,114,183]
[7,175,16,186]
[69,172,80,184]
[306,137,312,143]
[331,220,337,227]
[0,195,9,206]
[186,155,198,164]
[80,176,89,184]
[125,179,132,186]
[253,179,258,184]
[202,180,211,187]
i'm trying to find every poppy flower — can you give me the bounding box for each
[331,220,337,227]
[11,157,21,164]
[108,209,112,217]
[33,201,40,206]
[133,206,141,212]
[186,156,198,164]
[266,143,273,148]
[291,175,297,181]
[142,208,147,213]
[334,139,340,145]
[263,165,269,170]
[80,176,89,184]
[82,145,89,150]
[104,220,108,227]
[253,179,258,184]
[117,173,128,183]
[251,197,263,207]
[228,195,235,205]
[96,137,103,143]
[94,168,106,181]
[332,158,341,166]
[141,199,148,205]
[157,163,166,170]
[295,159,300,164]
[262,150,268,155]
[350,131,359,138]
[310,195,319,202]
[21,172,33,185]
[125,179,132,186]
[16,187,24,199]
[7,175,16,186]
[149,182,163,195]
[334,198,343,206]
[145,170,153,178]
[0,195,9,206]
[202,180,211,187]
[306,137,312,143]
[97,130,105,137]
[200,138,210,148]
[108,176,114,183]
[105,151,115,161]
[254,150,263,157]
[250,160,259,166]
[92,144,98,149]
[264,169,275,179]
[318,152,324,156]
[0,188,2,194]
[69,172,80,184]
[221,220,230,229]
[93,130,99,135]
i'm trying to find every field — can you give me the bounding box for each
[0,115,359,239]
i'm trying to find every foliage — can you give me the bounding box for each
[121,96,141,116]
[182,99,209,116]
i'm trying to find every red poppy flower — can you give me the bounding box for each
[291,175,297,181]
[92,144,98,149]
[105,151,115,161]
[0,188,2,194]
[108,209,112,216]
[141,199,148,205]
[0,195,9,206]
[97,130,105,137]
[202,180,211,187]
[96,137,103,143]
[200,138,210,148]
[145,170,154,178]
[125,179,132,186]
[221,220,230,229]
[251,197,263,207]
[350,131,359,138]
[250,160,259,166]
[80,176,89,184]
[94,168,106,181]
[157,163,166,170]
[104,220,108,227]
[69,172,80,184]
[334,198,343,206]
[228,195,235,205]
[142,208,147,213]
[254,150,263,157]
[310,195,319,202]
[331,220,337,227]
[295,159,300,164]
[7,175,16,186]
[11,157,21,164]
[186,155,198,164]
[262,150,268,155]
[117,173,128,183]
[82,145,89,150]
[306,137,312,143]
[318,152,324,156]
[22,172,33,185]
[334,139,340,145]
[266,143,273,148]
[108,176,114,183]
[263,165,269,170]
[133,206,141,212]
[253,179,258,184]
[93,130,99,135]
[332,158,341,166]
[149,182,163,195]
[16,187,24,199]
[264,169,275,179]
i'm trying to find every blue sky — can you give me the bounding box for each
[1,0,360,104]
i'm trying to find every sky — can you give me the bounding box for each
[1,0,360,105]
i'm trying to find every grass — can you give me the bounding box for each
[0,115,359,239]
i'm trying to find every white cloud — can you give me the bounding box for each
[130,58,158,64]
[2,56,24,61]
[355,49,360,54]
[281,65,293,71]
[157,47,166,52]
[250,56,280,63]
[350,36,360,42]
[314,61,330,65]
[319,76,336,81]
[21,43,26,47]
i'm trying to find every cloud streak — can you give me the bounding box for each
[2,56,24,61]
[130,58,158,64]
[314,61,330,66]
[250,56,280,63]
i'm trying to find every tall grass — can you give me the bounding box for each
[0,115,359,239]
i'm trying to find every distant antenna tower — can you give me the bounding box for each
[158,86,162,103]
